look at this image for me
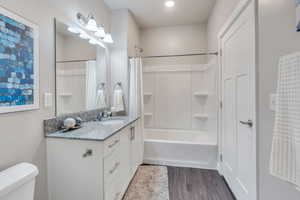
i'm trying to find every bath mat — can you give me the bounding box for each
[123,165,170,200]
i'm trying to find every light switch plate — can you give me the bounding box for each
[270,93,277,111]
[44,93,53,108]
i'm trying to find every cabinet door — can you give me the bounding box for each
[119,127,131,190]
[47,139,103,200]
[105,180,122,200]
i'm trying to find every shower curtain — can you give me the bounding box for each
[129,57,143,119]
[86,61,97,110]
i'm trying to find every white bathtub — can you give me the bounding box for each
[143,129,218,169]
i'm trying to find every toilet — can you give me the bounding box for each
[0,163,39,200]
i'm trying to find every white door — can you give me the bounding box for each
[219,1,256,200]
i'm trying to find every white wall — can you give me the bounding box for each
[258,0,300,199]
[207,0,241,51]
[128,11,141,57]
[110,9,140,112]
[141,24,207,65]
[0,1,111,200]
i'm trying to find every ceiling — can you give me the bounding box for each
[104,0,217,28]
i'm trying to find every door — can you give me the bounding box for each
[219,1,256,200]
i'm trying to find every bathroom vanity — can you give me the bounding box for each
[46,117,143,200]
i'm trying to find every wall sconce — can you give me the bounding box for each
[75,12,113,44]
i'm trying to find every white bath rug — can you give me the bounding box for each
[123,165,170,200]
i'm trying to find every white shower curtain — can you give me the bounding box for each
[129,57,143,119]
[86,61,97,110]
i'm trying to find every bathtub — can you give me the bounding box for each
[143,129,218,169]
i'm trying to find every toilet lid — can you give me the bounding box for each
[0,163,39,197]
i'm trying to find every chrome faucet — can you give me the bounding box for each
[97,109,113,121]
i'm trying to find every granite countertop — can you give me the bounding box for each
[46,116,139,141]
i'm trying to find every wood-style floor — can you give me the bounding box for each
[168,167,235,200]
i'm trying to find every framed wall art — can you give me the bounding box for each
[0,6,39,113]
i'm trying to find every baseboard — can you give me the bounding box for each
[216,162,223,174]
[143,158,216,170]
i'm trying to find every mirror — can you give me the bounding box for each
[55,19,108,116]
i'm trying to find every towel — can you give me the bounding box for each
[270,52,300,189]
[96,89,106,109]
[112,86,125,112]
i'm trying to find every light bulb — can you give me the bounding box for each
[89,39,97,45]
[103,33,113,44]
[68,27,80,34]
[85,16,98,31]
[79,33,89,39]
[95,26,106,38]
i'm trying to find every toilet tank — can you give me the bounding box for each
[0,163,39,200]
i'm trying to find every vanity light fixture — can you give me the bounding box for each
[165,0,175,8]
[103,33,114,44]
[75,12,113,45]
[95,25,106,38]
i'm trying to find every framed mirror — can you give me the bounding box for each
[55,19,108,116]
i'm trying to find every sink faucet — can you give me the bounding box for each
[97,109,113,121]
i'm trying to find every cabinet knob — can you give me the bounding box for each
[83,149,93,158]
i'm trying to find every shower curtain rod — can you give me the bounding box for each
[129,52,218,59]
[56,59,96,63]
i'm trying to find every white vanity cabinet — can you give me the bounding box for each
[47,119,143,200]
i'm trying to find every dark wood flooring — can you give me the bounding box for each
[168,167,235,200]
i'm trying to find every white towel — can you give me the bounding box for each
[112,87,125,112]
[270,52,300,189]
[96,89,106,109]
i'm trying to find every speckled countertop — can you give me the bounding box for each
[45,117,139,141]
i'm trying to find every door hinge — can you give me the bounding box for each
[220,101,223,109]
[220,154,223,162]
[219,49,223,57]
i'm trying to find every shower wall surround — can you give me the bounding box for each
[143,63,216,132]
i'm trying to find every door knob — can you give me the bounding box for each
[240,120,253,127]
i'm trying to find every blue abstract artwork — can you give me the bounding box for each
[0,7,39,113]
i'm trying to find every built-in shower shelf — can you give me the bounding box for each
[144,113,153,117]
[144,93,153,97]
[193,114,209,120]
[59,93,73,97]
[193,92,209,97]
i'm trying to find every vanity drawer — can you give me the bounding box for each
[104,147,121,184]
[104,132,121,156]
[104,180,122,200]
